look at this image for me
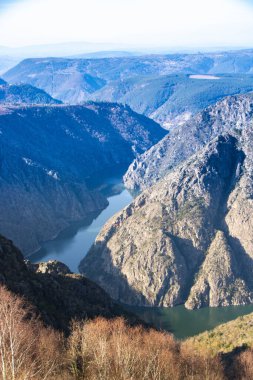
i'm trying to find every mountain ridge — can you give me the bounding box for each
[0,102,165,254]
[0,81,61,104]
[124,93,253,191]
[80,94,253,310]
[0,234,140,331]
[5,52,253,127]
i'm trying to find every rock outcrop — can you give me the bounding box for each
[185,231,252,309]
[31,260,71,275]
[0,235,140,331]
[80,96,253,309]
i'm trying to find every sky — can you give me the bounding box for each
[0,0,253,50]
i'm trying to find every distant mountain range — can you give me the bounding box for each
[70,51,140,59]
[3,70,253,128]
[4,50,253,127]
[91,73,253,127]
[0,102,165,254]
[0,56,20,74]
[0,42,139,58]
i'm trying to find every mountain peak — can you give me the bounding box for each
[80,94,253,310]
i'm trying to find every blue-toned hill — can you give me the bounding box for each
[93,74,253,127]
[5,51,253,126]
[0,81,61,104]
[0,102,165,254]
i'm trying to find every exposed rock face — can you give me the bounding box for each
[80,100,253,309]
[0,235,140,331]
[124,94,253,191]
[185,231,252,309]
[0,103,165,254]
[31,260,71,275]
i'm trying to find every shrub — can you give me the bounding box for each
[0,285,226,380]
[67,317,224,380]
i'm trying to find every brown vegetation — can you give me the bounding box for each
[66,317,225,380]
[0,284,252,380]
[233,349,253,380]
[0,286,63,380]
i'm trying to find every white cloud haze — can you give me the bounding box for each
[0,0,253,49]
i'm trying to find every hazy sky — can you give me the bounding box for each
[1,0,253,49]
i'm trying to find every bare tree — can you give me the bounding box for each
[0,286,62,380]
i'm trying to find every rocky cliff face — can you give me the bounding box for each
[185,231,252,309]
[0,235,140,331]
[0,103,165,254]
[124,94,253,191]
[80,96,253,309]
